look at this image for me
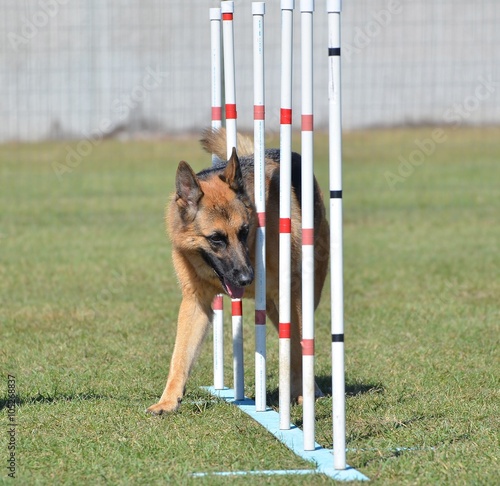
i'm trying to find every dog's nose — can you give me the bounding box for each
[236,269,254,287]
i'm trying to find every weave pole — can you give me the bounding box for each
[327,0,346,470]
[210,7,223,162]
[200,3,371,480]
[221,0,245,402]
[279,0,294,431]
[210,7,225,392]
[252,2,267,413]
[222,0,237,152]
[300,0,315,452]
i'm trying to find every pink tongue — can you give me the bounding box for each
[224,278,245,299]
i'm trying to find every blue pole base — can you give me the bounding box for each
[193,386,369,482]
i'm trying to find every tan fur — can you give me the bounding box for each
[147,130,329,414]
[200,128,255,161]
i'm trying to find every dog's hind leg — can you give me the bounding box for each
[147,295,212,415]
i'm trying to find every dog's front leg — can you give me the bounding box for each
[147,294,212,414]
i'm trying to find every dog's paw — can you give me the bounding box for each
[295,386,324,406]
[146,398,181,415]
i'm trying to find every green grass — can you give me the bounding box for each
[1,127,499,485]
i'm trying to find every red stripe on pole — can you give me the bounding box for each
[222,13,233,21]
[301,114,314,131]
[302,228,314,245]
[231,299,242,316]
[280,218,291,234]
[213,295,223,311]
[254,105,265,120]
[257,212,266,227]
[226,103,237,120]
[301,339,315,356]
[279,322,291,339]
[212,106,222,121]
[255,310,266,325]
[280,108,292,125]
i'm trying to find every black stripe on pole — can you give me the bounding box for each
[332,334,344,342]
[328,47,341,56]
[330,190,342,199]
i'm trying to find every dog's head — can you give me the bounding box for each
[173,149,255,298]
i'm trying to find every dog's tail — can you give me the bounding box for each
[200,128,254,162]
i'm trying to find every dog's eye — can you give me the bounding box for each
[208,232,226,247]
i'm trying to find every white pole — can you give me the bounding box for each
[327,0,346,470]
[279,0,294,431]
[253,1,267,413]
[222,1,238,156]
[300,0,315,452]
[210,7,223,159]
[212,295,224,390]
[231,299,244,401]
[221,0,244,402]
[210,7,225,392]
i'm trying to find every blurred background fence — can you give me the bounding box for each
[1,0,499,142]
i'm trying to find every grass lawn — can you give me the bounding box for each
[1,127,499,484]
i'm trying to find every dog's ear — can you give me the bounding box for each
[175,161,203,220]
[220,147,244,194]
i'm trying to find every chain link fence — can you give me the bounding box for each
[1,0,498,142]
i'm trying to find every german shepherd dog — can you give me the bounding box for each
[147,129,329,414]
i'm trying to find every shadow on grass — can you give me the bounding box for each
[317,376,385,398]
[1,380,384,412]
[0,390,231,414]
[266,376,385,409]
[0,392,109,410]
